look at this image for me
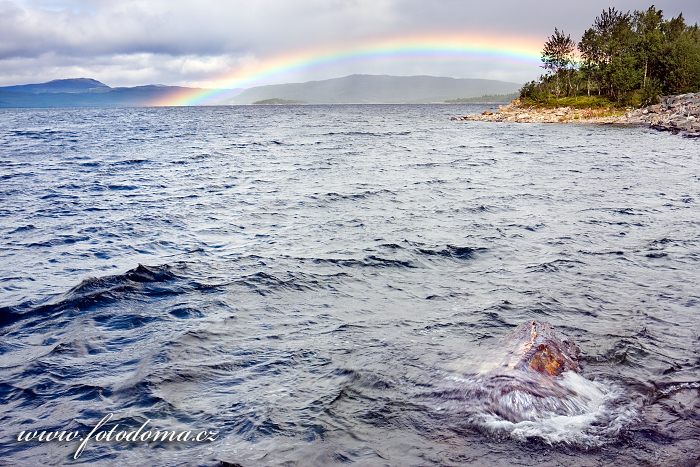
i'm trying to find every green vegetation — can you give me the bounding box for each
[444,93,518,103]
[521,6,700,107]
[519,95,615,109]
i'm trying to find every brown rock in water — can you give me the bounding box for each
[499,321,581,377]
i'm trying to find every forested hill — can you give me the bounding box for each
[521,6,700,107]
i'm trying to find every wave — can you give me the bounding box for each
[313,255,416,269]
[234,270,350,295]
[323,131,411,137]
[308,189,395,202]
[476,371,636,446]
[526,259,584,273]
[26,235,90,247]
[439,370,637,447]
[417,245,487,260]
[7,224,36,234]
[0,264,181,329]
[10,129,79,140]
[306,242,490,270]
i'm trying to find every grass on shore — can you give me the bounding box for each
[514,95,628,120]
[519,95,621,109]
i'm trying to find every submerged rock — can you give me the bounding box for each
[498,320,581,377]
[440,320,635,445]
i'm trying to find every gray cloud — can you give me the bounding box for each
[1,0,698,87]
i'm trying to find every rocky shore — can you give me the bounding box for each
[452,93,700,137]
[624,94,700,136]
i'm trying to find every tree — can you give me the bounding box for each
[658,14,700,94]
[662,29,700,94]
[634,6,664,89]
[541,28,576,96]
[578,8,636,100]
[528,6,700,106]
[579,28,603,95]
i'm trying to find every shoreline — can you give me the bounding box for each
[451,94,700,137]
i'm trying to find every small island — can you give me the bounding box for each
[444,93,518,104]
[252,98,306,105]
[453,6,700,137]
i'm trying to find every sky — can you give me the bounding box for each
[1,0,699,88]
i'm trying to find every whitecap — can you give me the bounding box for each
[471,371,637,446]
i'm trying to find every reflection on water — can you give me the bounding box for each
[0,105,698,465]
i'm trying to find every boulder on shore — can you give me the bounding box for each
[624,93,700,137]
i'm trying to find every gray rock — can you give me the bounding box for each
[628,93,700,136]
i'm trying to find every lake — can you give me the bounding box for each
[0,104,698,465]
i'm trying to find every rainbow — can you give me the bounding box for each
[153,33,542,106]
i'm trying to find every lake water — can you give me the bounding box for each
[0,105,698,465]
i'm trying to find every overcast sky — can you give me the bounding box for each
[1,1,698,88]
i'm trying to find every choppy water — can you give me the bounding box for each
[0,104,698,466]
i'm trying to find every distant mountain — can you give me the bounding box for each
[0,79,243,108]
[232,74,522,104]
[0,75,522,107]
[0,78,110,94]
